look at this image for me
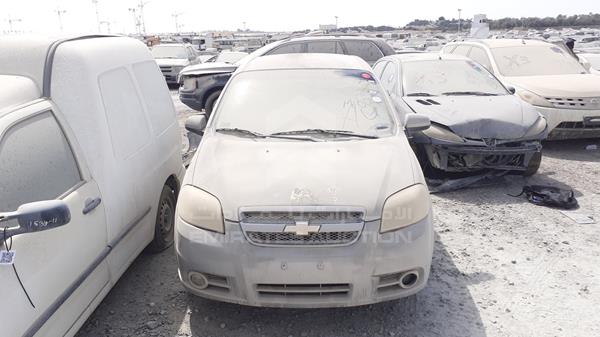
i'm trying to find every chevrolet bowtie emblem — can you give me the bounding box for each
[284,221,320,236]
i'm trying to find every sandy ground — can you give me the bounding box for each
[75,90,600,337]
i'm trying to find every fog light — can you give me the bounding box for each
[399,271,419,289]
[189,271,209,290]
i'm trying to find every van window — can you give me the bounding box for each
[0,111,82,212]
[99,67,151,159]
[132,61,176,135]
[372,61,387,78]
[266,43,305,55]
[307,41,344,54]
[342,41,384,63]
[380,62,398,94]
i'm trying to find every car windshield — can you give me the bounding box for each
[214,69,395,138]
[403,59,508,96]
[491,45,587,76]
[151,45,187,59]
[583,54,600,70]
[215,52,248,64]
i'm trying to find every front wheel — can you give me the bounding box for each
[148,185,177,253]
[523,151,542,177]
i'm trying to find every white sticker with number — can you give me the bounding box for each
[0,250,16,265]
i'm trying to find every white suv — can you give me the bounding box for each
[442,39,600,140]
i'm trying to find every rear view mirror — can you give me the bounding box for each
[404,114,431,132]
[0,200,71,243]
[185,114,207,135]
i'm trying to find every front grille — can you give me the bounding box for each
[159,66,172,73]
[545,97,600,110]
[241,211,363,225]
[246,231,359,246]
[556,121,600,129]
[256,283,351,298]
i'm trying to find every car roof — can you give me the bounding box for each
[383,53,469,63]
[287,35,380,42]
[0,75,41,115]
[237,53,371,73]
[451,38,554,49]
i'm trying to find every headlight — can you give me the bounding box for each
[178,185,225,233]
[422,124,464,143]
[524,117,548,138]
[183,77,197,90]
[517,89,553,108]
[380,184,430,233]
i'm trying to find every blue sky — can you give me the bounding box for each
[1,0,598,34]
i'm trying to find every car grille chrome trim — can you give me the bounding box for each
[246,231,359,246]
[545,97,600,110]
[239,208,365,247]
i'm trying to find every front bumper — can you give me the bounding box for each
[423,142,541,172]
[175,215,433,308]
[534,106,600,140]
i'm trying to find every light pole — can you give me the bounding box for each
[458,9,462,34]
[91,0,101,33]
[128,8,140,34]
[100,20,111,34]
[55,7,67,32]
[335,16,339,29]
[138,0,150,35]
[172,13,183,33]
[6,15,22,34]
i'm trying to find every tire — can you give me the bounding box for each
[148,185,177,253]
[523,151,542,177]
[204,90,222,118]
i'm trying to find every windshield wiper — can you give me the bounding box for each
[271,129,379,139]
[441,91,499,96]
[407,92,435,97]
[215,128,317,141]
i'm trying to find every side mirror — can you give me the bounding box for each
[404,114,431,132]
[0,200,71,243]
[185,114,207,135]
[506,86,516,94]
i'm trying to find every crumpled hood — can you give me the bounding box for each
[403,95,541,139]
[154,58,189,67]
[507,74,600,98]
[191,135,420,222]
[179,62,238,77]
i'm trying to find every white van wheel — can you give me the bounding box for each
[149,185,176,252]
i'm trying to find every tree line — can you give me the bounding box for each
[406,13,600,30]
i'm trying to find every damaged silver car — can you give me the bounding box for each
[175,54,434,308]
[373,54,548,176]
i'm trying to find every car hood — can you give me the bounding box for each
[179,62,238,77]
[506,74,600,97]
[403,95,541,139]
[154,58,189,67]
[190,134,421,222]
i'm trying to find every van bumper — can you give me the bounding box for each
[174,215,434,308]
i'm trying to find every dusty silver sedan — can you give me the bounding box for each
[175,54,434,308]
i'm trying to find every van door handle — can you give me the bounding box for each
[83,197,102,215]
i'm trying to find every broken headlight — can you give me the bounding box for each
[517,89,553,108]
[178,185,225,234]
[524,117,548,138]
[380,184,430,233]
[422,124,464,143]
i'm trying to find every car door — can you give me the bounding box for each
[0,102,109,337]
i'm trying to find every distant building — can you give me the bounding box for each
[319,24,337,32]
[470,14,490,39]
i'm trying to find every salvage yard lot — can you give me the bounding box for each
[76,92,600,337]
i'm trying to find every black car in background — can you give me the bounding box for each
[178,36,395,115]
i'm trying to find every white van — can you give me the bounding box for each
[0,35,185,337]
